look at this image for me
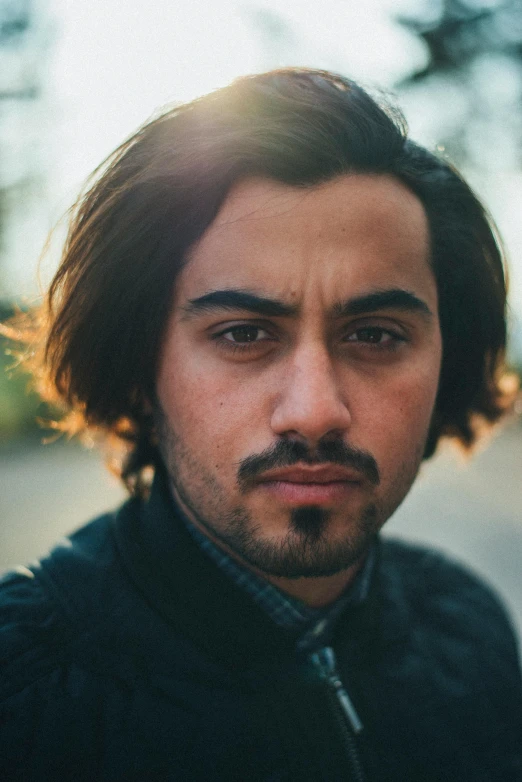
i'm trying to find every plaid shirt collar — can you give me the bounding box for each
[180,508,375,651]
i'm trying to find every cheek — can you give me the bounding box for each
[157,347,261,464]
[352,363,441,455]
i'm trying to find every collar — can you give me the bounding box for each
[113,465,384,670]
[181,506,376,648]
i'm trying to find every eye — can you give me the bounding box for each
[219,325,271,344]
[345,326,405,346]
[211,323,277,355]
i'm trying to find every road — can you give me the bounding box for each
[1,420,521,636]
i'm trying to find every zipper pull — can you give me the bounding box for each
[310,646,364,735]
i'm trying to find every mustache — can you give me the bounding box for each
[237,439,380,491]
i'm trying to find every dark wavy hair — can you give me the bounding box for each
[4,68,517,496]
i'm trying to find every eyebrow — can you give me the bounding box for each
[331,289,433,319]
[183,290,298,318]
[183,287,433,320]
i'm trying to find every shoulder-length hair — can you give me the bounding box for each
[4,68,517,496]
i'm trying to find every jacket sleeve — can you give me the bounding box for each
[0,568,103,781]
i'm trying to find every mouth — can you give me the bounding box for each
[256,465,365,505]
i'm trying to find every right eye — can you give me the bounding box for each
[219,325,270,344]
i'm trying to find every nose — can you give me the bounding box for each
[270,342,351,446]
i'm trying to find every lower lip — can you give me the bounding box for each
[259,480,363,505]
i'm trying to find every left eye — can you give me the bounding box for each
[346,327,398,344]
[221,325,269,343]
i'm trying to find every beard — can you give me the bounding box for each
[173,476,381,578]
[155,409,419,580]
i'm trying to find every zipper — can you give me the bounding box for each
[309,646,365,782]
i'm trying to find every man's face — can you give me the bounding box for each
[156,174,442,580]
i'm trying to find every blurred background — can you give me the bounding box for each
[1,0,521,634]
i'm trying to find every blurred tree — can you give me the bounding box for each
[398,0,522,83]
[396,0,522,370]
[241,7,297,69]
[396,0,522,170]
[0,0,38,99]
[0,0,51,298]
[0,0,52,440]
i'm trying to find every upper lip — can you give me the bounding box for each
[256,465,364,484]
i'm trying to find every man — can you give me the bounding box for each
[1,68,521,781]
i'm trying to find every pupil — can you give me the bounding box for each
[360,328,381,343]
[233,326,258,342]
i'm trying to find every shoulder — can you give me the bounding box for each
[378,536,521,674]
[370,539,522,773]
[379,536,516,620]
[0,505,148,774]
[0,507,136,701]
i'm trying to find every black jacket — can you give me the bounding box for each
[1,469,522,781]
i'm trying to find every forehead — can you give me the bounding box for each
[178,174,433,309]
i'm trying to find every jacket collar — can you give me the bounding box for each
[114,464,387,670]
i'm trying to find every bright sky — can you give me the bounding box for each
[4,0,522,353]
[48,0,422,202]
[4,0,425,295]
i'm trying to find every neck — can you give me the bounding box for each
[265,562,365,608]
